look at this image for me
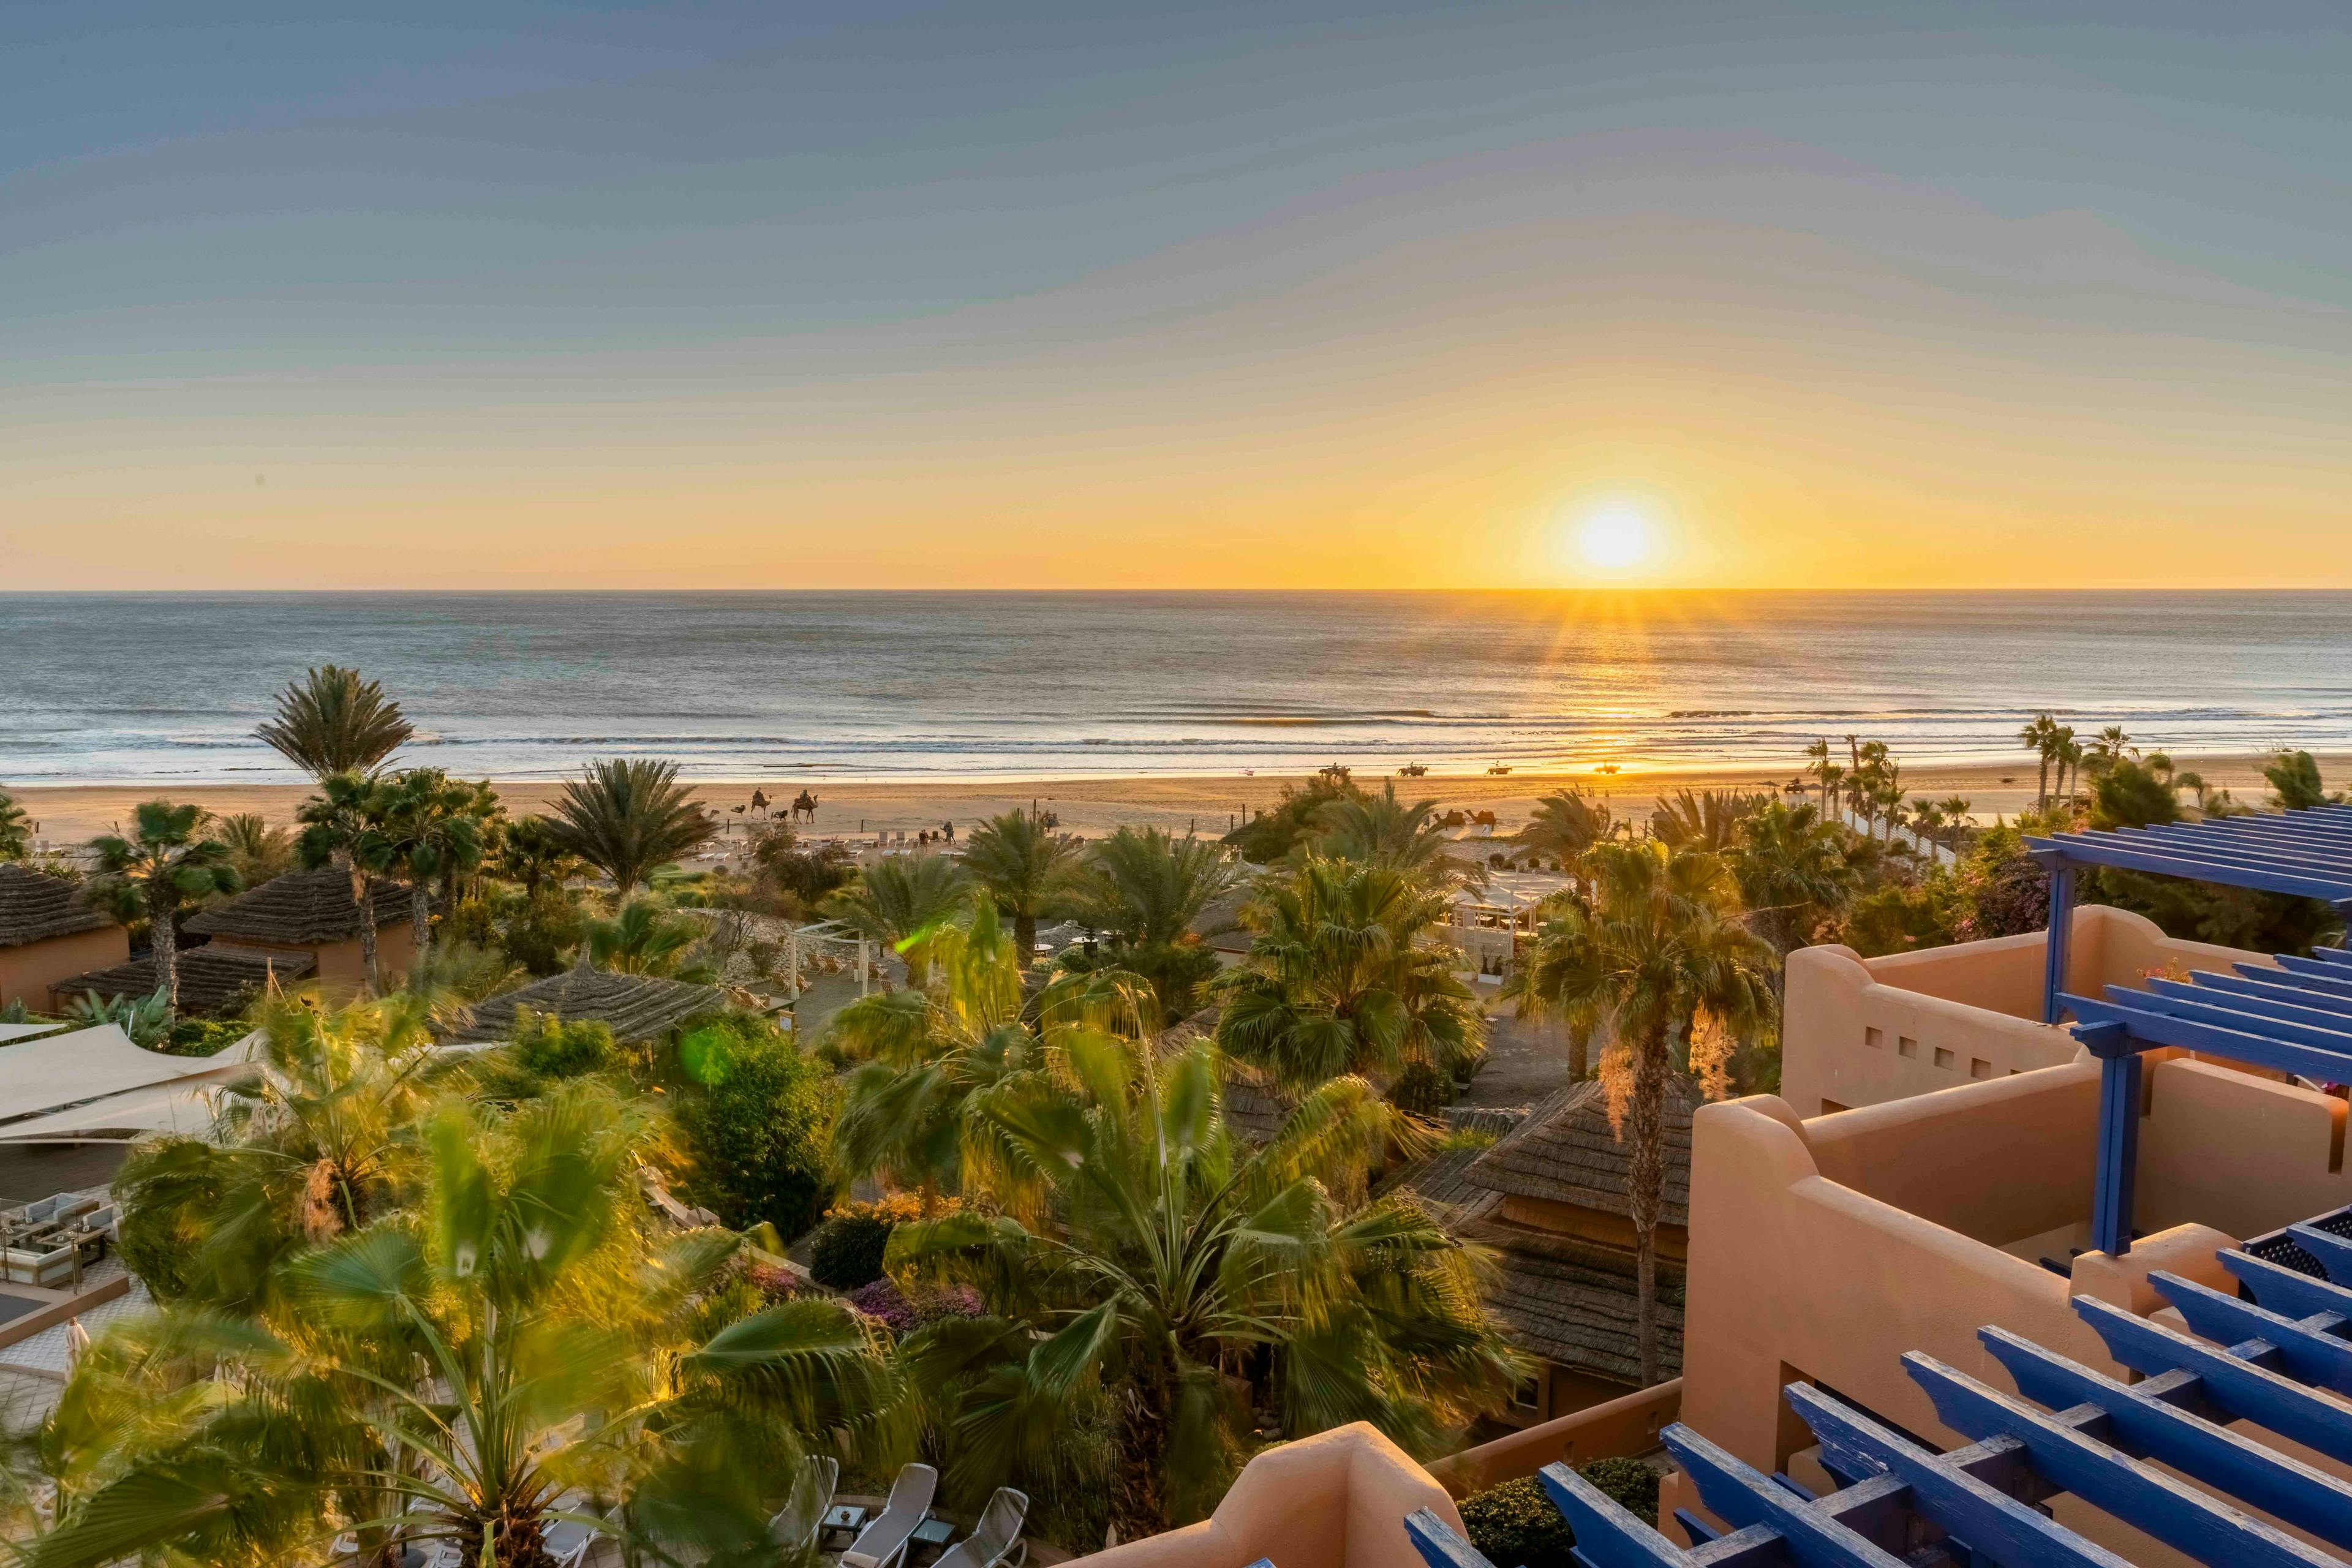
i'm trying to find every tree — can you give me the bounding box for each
[1057,827,1238,1022]
[378,769,488,957]
[2085,725,2135,777]
[824,853,973,990]
[1221,774,1365,862]
[254,665,413,780]
[296,772,397,991]
[87,801,238,1017]
[1649,790,1760,853]
[2052,726,2082,806]
[1305,782,1480,887]
[672,1015,837,1242]
[0,788,29,860]
[42,1084,902,1568]
[2018,714,2059,810]
[961,809,1081,960]
[585,898,708,978]
[213,812,295,887]
[890,1028,1520,1537]
[1508,842,1773,1385]
[1514,789,1612,868]
[1212,859,1484,1098]
[829,899,1049,1213]
[545,758,715,900]
[494,815,581,900]
[2265,750,2334,812]
[1725,801,1853,954]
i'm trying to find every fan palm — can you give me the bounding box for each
[37,1084,903,1568]
[585,899,708,978]
[1509,842,1773,1386]
[829,899,1053,1213]
[254,665,414,780]
[889,1028,1520,1536]
[0,788,30,860]
[1055,827,1237,1023]
[824,854,973,989]
[1648,790,1760,853]
[1725,801,1853,954]
[87,801,239,1017]
[1305,782,1480,888]
[379,769,488,956]
[296,772,398,991]
[545,758,715,900]
[496,814,581,899]
[1212,858,1483,1097]
[961,810,1081,960]
[1513,789,1612,867]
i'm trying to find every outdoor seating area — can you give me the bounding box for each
[0,1193,111,1289]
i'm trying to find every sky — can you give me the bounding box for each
[6,1,2350,590]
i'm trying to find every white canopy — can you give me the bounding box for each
[0,1024,255,1141]
[0,1022,70,1043]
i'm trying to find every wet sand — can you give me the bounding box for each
[6,753,2327,850]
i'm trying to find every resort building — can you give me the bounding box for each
[0,867,125,1013]
[178,866,415,997]
[447,967,725,1046]
[51,943,312,1016]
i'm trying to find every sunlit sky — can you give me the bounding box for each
[7,2,2351,590]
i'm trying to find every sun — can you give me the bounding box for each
[1575,507,1654,572]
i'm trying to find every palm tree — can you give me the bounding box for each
[1939,796,1972,846]
[545,758,715,900]
[961,809,1081,960]
[2018,714,2060,810]
[495,814,581,899]
[0,788,30,860]
[1057,827,1239,1023]
[1509,841,1773,1386]
[890,1028,1520,1536]
[1648,790,1759,852]
[378,769,487,957]
[1802,739,1834,816]
[585,898,707,977]
[1725,801,1853,954]
[296,771,397,991]
[824,853,973,989]
[2053,728,2082,807]
[829,898,1049,1213]
[2265,749,2332,811]
[254,665,413,780]
[1305,782,1480,886]
[2086,724,2135,775]
[213,812,295,887]
[42,1084,902,1568]
[1515,788,1613,867]
[87,801,239,1017]
[1212,858,1484,1097]
[1817,764,1845,827]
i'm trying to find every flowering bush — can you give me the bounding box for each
[847,1278,916,1333]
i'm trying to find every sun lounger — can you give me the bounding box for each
[840,1461,938,1568]
[769,1452,840,1561]
[932,1488,1029,1568]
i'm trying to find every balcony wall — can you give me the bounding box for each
[1781,904,2269,1118]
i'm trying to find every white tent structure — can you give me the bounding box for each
[0,1023,254,1144]
[0,1022,70,1044]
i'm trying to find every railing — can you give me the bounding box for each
[1423,1379,1681,1498]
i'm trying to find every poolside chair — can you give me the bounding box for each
[769,1453,840,1561]
[839,1461,938,1568]
[931,1488,1030,1568]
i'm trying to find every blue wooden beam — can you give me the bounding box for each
[2286,1222,2352,1283]
[2150,1270,2352,1398]
[2218,1247,2352,1321]
[2061,993,2352,1084]
[2043,862,2077,1023]
[2177,968,2352,1017]
[2075,1292,2352,1466]
[1978,1326,2352,1550]
[2099,982,2352,1056]
[2144,976,2352,1033]
[1782,1383,2132,1568]
[2023,834,2352,902]
[2090,1052,2142,1256]
[1643,1431,1911,1568]
[2129,823,2352,873]
[2231,962,2352,1002]
[1904,1352,2343,1568]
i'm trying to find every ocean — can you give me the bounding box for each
[2,591,2349,785]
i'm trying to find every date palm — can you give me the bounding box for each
[824,853,973,989]
[1725,800,1853,954]
[379,769,488,956]
[1509,841,1773,1387]
[1305,782,1480,888]
[545,758,715,900]
[87,801,239,1017]
[1212,858,1483,1097]
[0,788,30,860]
[35,1084,903,1568]
[961,809,1080,960]
[254,665,413,780]
[1055,827,1238,1023]
[495,815,581,900]
[584,898,708,978]
[2018,713,2060,809]
[214,812,296,887]
[890,1028,1520,1537]
[296,772,398,991]
[1514,788,1612,868]
[1648,790,1758,853]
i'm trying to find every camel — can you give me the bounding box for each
[750,789,769,819]
[791,790,820,823]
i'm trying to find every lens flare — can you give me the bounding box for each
[1577,508,1653,571]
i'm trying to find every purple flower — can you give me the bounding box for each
[848,1278,917,1332]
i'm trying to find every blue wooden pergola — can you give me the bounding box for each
[1405,1220,2352,1566]
[2025,807,2352,1256]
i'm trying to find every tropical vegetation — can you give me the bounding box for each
[86,801,239,1017]
[545,757,716,899]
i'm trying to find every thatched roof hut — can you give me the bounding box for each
[186,867,408,946]
[0,865,112,949]
[1459,1076,1699,1227]
[53,946,314,1015]
[450,968,723,1046]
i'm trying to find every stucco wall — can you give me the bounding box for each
[213,925,417,997]
[1781,905,2272,1118]
[0,927,129,1011]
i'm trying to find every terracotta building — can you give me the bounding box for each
[0,865,126,1012]
[179,866,415,996]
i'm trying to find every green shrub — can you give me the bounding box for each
[1458,1462,1660,1568]
[1577,1457,1661,1521]
[809,1194,924,1289]
[164,1017,252,1057]
[1458,1477,1577,1568]
[512,1010,621,1080]
[503,888,586,974]
[671,1017,836,1243]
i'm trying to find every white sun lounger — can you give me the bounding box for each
[771,1453,840,1561]
[840,1462,938,1568]
[932,1488,1030,1568]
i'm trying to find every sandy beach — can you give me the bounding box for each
[7,753,2332,852]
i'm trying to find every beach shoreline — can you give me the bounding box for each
[6,752,2329,849]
